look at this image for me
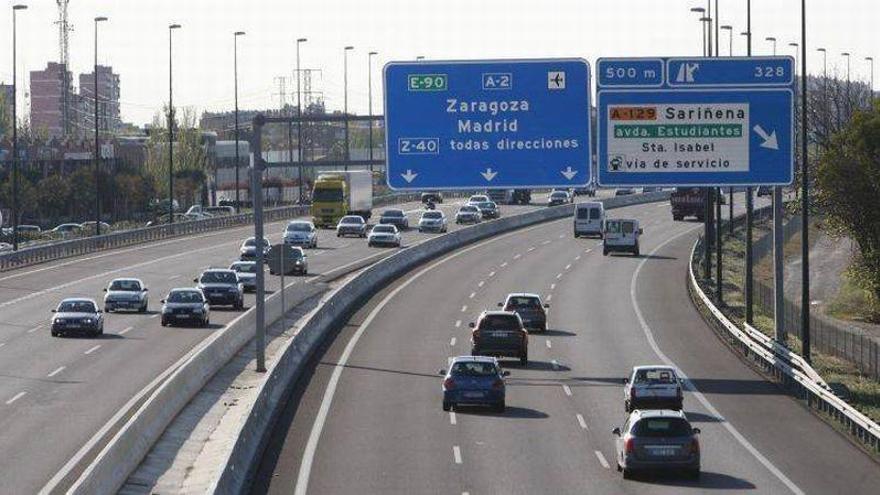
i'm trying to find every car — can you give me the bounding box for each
[467,194,490,205]
[641,186,659,193]
[51,298,104,337]
[624,365,684,412]
[367,224,402,247]
[81,221,112,233]
[240,236,271,261]
[194,269,244,309]
[757,185,773,197]
[475,201,500,219]
[574,202,605,238]
[439,356,510,412]
[229,261,258,292]
[145,213,188,227]
[103,278,149,313]
[613,409,701,480]
[17,224,42,239]
[498,293,549,333]
[603,219,642,256]
[51,223,83,235]
[547,190,571,206]
[574,182,597,197]
[284,220,318,248]
[204,206,235,216]
[184,205,214,220]
[336,215,368,238]
[421,191,443,204]
[469,311,528,365]
[378,209,410,230]
[455,205,483,224]
[0,242,12,252]
[269,245,309,276]
[418,210,448,233]
[615,188,637,196]
[160,288,210,327]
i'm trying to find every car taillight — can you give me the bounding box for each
[624,436,635,454]
[472,330,480,343]
[630,387,637,398]
[443,378,455,390]
[689,438,700,454]
[492,378,504,389]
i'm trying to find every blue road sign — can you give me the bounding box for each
[597,56,795,187]
[384,59,591,190]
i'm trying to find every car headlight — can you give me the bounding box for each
[84,318,93,324]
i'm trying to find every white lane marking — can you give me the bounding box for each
[453,446,463,464]
[528,247,536,252]
[168,275,181,280]
[0,343,5,349]
[656,203,668,208]
[500,262,508,268]
[595,450,610,469]
[513,254,522,260]
[450,337,457,346]
[48,366,65,378]
[461,305,468,313]
[477,281,485,288]
[488,271,496,278]
[562,384,572,396]
[559,234,565,239]
[585,248,592,253]
[6,391,26,405]
[546,294,553,302]
[550,283,556,290]
[27,325,43,333]
[455,320,461,328]
[542,240,551,245]
[450,412,457,425]
[630,226,805,495]
[577,414,589,430]
[469,292,476,299]
[84,345,101,355]
[546,340,552,349]
[118,326,133,335]
[565,263,572,270]
[556,273,563,279]
[294,220,562,495]
[150,314,160,319]
[575,255,581,261]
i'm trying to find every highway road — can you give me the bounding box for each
[0,194,554,493]
[253,199,880,495]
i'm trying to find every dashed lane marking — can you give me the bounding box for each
[595,450,610,469]
[5,391,26,405]
[27,325,43,334]
[450,337,457,346]
[562,384,572,396]
[469,292,476,299]
[577,414,588,430]
[546,340,552,349]
[450,412,457,425]
[84,345,101,355]
[478,281,485,288]
[461,305,468,313]
[119,326,133,335]
[453,446,463,464]
[455,320,461,328]
[48,366,65,378]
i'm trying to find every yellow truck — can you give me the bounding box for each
[310,171,374,228]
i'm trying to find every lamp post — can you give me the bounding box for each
[766,36,777,55]
[817,48,828,147]
[296,38,307,203]
[93,16,108,237]
[690,7,706,56]
[233,31,245,213]
[720,25,733,56]
[691,6,710,279]
[744,0,755,325]
[842,51,852,115]
[416,55,425,61]
[168,23,181,224]
[343,45,354,169]
[368,51,378,172]
[800,0,810,362]
[11,4,27,251]
[866,57,874,105]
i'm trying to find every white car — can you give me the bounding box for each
[367,224,402,247]
[284,220,318,248]
[418,210,448,233]
[103,278,149,313]
[603,219,642,256]
[467,194,490,205]
[455,205,483,224]
[623,365,684,412]
[548,190,572,206]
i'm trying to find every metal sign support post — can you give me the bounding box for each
[253,115,267,372]
[773,187,785,344]
[715,187,723,302]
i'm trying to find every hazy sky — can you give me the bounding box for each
[1,0,876,126]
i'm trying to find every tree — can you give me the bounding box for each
[144,105,210,207]
[816,99,880,319]
[34,174,71,221]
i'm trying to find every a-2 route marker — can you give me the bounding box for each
[597,56,795,187]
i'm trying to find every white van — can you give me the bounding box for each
[603,219,642,256]
[574,202,605,238]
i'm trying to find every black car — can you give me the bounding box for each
[378,209,410,230]
[161,289,210,327]
[499,293,549,332]
[470,311,529,365]
[421,192,443,204]
[615,188,636,196]
[476,201,500,219]
[194,269,244,309]
[51,298,104,337]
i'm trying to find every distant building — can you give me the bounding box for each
[30,62,74,138]
[78,66,121,136]
[0,83,13,137]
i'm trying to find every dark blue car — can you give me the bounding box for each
[440,356,509,412]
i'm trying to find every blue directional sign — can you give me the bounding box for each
[384,59,591,190]
[597,56,795,187]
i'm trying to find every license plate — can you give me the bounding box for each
[463,391,485,398]
[68,324,80,329]
[175,314,189,319]
[490,331,510,338]
[647,446,678,457]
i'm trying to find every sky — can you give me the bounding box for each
[0,0,876,126]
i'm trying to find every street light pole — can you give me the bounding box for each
[766,36,777,56]
[744,0,755,325]
[168,23,181,224]
[11,4,27,252]
[722,24,734,235]
[93,16,108,237]
[692,7,710,279]
[721,25,733,56]
[234,31,245,213]
[866,57,874,105]
[296,38,307,204]
[343,45,354,170]
[817,48,827,148]
[842,52,851,115]
[368,51,378,172]
[800,0,811,363]
[767,34,785,345]
[691,8,706,56]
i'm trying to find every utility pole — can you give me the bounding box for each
[234,31,245,213]
[168,24,181,224]
[11,4,27,252]
[343,46,354,170]
[94,16,108,236]
[297,38,307,204]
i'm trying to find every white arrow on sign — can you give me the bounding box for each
[481,168,498,182]
[752,125,779,150]
[401,169,418,183]
[561,166,578,180]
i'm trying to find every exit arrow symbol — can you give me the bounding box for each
[401,169,418,183]
[752,125,779,150]
[481,168,498,182]
[561,166,578,180]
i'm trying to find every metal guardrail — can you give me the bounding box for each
[690,238,880,454]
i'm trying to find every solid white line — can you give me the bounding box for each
[576,414,588,430]
[562,384,572,396]
[453,446,463,464]
[48,366,65,378]
[118,326,133,335]
[6,391,26,405]
[595,450,610,469]
[500,262,508,268]
[455,320,461,328]
[449,412,457,425]
[477,281,485,288]
[630,226,804,495]
[450,337,457,346]
[546,340,552,349]
[461,305,468,313]
[656,203,668,208]
[84,345,101,355]
[27,325,43,334]
[469,292,476,299]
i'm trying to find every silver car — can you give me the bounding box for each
[455,205,482,224]
[367,224,401,247]
[336,215,368,238]
[103,278,149,313]
[284,220,318,248]
[229,261,258,292]
[418,210,448,233]
[613,409,701,480]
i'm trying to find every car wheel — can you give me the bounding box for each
[634,245,640,257]
[687,469,701,480]
[495,400,506,413]
[337,233,341,237]
[204,317,210,328]
[51,330,59,337]
[140,303,147,313]
[234,301,243,310]
[161,319,168,327]
[104,306,111,313]
[368,242,373,247]
[520,353,528,366]
[603,248,609,256]
[622,468,635,480]
[624,400,631,413]
[442,401,451,412]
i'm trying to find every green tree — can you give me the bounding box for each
[817,99,880,319]
[144,106,210,206]
[35,174,71,221]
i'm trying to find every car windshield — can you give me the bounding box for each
[577,208,590,219]
[286,223,312,232]
[312,188,343,202]
[201,272,238,284]
[460,206,478,213]
[633,418,693,438]
[341,217,363,224]
[423,211,442,219]
[478,202,495,208]
[58,300,96,313]
[507,297,541,309]
[470,196,487,202]
[479,314,520,330]
[551,192,566,198]
[244,238,270,247]
[622,222,635,234]
[451,361,498,377]
[231,263,256,273]
[381,210,404,218]
[168,291,204,303]
[373,225,395,234]
[634,369,676,384]
[109,280,141,291]
[590,208,601,220]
